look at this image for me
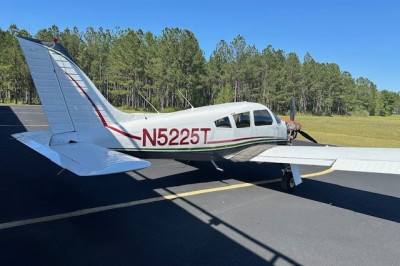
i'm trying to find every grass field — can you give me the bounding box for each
[282,115,400,148]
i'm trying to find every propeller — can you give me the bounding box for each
[298,130,318,143]
[290,98,295,121]
[284,98,318,144]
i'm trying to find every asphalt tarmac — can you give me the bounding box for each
[1,104,400,265]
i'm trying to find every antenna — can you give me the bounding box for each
[138,92,159,113]
[178,90,194,109]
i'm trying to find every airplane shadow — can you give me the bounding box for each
[133,158,400,224]
[135,159,284,189]
[0,161,298,265]
[289,178,400,223]
[178,160,400,224]
[0,105,28,135]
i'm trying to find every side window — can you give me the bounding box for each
[254,109,273,126]
[233,112,250,128]
[214,116,232,128]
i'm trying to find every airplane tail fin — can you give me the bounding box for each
[15,37,151,176]
[17,36,134,135]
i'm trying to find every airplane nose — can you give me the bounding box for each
[280,122,288,140]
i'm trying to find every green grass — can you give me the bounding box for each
[282,115,400,148]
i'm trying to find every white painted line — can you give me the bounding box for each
[0,125,49,127]
[0,196,165,230]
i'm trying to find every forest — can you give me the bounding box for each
[1,24,399,116]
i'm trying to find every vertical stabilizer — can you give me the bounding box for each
[17,36,133,135]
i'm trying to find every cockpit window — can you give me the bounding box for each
[233,112,251,128]
[254,109,273,126]
[214,116,232,128]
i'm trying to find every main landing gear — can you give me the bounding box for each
[281,165,297,192]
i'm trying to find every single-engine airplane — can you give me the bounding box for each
[13,36,400,191]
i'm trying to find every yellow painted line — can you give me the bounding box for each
[164,178,281,200]
[0,169,333,230]
[301,168,334,178]
[164,168,335,200]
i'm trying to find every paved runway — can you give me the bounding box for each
[1,104,400,265]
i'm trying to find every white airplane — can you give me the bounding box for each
[13,36,400,191]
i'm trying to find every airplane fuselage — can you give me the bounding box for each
[76,102,289,161]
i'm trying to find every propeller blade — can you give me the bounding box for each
[290,98,295,121]
[299,130,318,143]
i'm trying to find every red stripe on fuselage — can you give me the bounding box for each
[206,136,277,145]
[65,72,141,141]
[106,125,141,140]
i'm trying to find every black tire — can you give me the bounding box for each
[281,171,296,192]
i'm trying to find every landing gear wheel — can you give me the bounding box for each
[281,171,296,192]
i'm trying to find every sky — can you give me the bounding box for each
[1,0,399,92]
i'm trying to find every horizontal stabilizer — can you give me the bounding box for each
[13,131,150,176]
[250,145,400,175]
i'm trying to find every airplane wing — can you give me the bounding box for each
[242,145,400,175]
[12,130,151,176]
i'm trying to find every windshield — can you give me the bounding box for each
[272,112,281,124]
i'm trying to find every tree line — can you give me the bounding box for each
[1,24,399,116]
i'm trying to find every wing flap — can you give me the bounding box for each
[251,145,400,175]
[249,146,335,166]
[13,131,150,176]
[225,144,276,162]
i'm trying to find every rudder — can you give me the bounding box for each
[18,36,133,135]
